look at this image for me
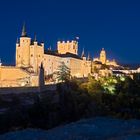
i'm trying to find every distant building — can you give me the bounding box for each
[93,48,118,67]
[100,48,106,64]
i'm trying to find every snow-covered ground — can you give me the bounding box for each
[1,117,140,140]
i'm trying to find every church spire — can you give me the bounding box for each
[21,22,27,37]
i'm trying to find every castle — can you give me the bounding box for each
[0,25,118,87]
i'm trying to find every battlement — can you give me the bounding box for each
[32,41,44,47]
[57,40,77,44]
[57,40,78,55]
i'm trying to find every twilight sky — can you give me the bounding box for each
[0,0,140,64]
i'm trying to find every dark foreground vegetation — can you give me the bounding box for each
[0,74,140,134]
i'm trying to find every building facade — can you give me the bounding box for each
[16,25,92,79]
[0,25,92,87]
[0,24,120,87]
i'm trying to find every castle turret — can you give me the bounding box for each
[34,34,37,42]
[16,24,31,68]
[16,38,20,66]
[81,48,86,60]
[33,34,38,45]
[21,23,27,37]
[16,38,19,48]
[20,35,31,67]
[27,33,44,74]
[87,52,91,61]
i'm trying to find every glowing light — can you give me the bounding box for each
[120,76,125,81]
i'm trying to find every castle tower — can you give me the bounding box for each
[87,52,91,61]
[16,24,31,67]
[57,40,78,55]
[21,23,27,37]
[100,48,106,64]
[81,48,86,60]
[31,35,44,73]
[16,24,44,74]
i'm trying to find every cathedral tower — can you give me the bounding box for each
[100,48,106,64]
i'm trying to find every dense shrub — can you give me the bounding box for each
[0,75,140,133]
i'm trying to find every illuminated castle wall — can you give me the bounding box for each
[0,66,39,87]
[16,25,91,79]
[0,24,118,87]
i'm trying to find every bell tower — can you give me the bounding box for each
[100,48,106,64]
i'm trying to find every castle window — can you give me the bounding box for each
[19,55,20,58]
[38,55,40,57]
[31,54,33,57]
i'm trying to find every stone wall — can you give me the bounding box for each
[0,84,56,94]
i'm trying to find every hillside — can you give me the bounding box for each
[1,117,140,140]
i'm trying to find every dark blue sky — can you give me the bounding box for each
[0,0,140,65]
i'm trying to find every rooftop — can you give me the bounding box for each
[44,50,82,60]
